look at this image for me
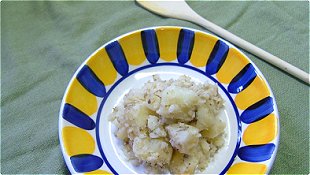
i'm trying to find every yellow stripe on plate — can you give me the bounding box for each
[62,126,95,156]
[216,48,250,84]
[85,170,112,174]
[243,113,277,145]
[87,48,117,86]
[190,32,217,67]
[155,27,180,61]
[235,76,270,110]
[119,31,146,65]
[227,162,267,174]
[65,79,97,116]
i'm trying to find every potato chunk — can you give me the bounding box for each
[147,115,167,138]
[195,104,214,130]
[169,151,199,174]
[157,86,199,122]
[166,123,201,154]
[196,104,226,139]
[132,137,173,166]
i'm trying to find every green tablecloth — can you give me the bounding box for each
[2,1,309,174]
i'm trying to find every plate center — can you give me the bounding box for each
[97,64,240,174]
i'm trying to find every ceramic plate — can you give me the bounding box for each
[59,26,279,174]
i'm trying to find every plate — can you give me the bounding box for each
[59,26,279,174]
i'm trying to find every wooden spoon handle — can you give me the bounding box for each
[189,14,310,85]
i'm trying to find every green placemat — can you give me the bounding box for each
[1,1,309,174]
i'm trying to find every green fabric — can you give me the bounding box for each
[1,1,309,174]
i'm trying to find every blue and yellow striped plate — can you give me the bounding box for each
[59,26,279,174]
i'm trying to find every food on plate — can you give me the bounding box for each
[109,75,226,173]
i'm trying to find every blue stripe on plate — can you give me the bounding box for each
[238,144,275,162]
[141,29,160,64]
[77,65,106,97]
[177,29,195,64]
[106,41,129,76]
[241,96,274,124]
[63,103,95,130]
[70,154,103,173]
[205,40,229,75]
[228,63,257,93]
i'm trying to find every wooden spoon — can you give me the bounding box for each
[137,0,310,85]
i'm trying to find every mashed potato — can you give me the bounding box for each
[109,75,226,173]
